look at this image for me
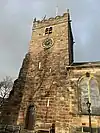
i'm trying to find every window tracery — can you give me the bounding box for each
[78,73,100,115]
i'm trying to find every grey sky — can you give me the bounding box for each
[0,0,100,80]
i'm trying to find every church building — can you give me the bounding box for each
[0,11,100,133]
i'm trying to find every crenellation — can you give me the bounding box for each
[1,11,100,133]
[33,13,69,30]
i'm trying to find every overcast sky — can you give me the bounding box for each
[0,0,100,80]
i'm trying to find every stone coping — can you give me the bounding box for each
[0,124,21,132]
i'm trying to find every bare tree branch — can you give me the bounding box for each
[0,76,13,106]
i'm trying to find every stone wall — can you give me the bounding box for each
[0,12,73,133]
[0,11,100,133]
[67,64,100,132]
[0,53,31,125]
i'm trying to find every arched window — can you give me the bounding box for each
[78,73,100,115]
[25,105,35,130]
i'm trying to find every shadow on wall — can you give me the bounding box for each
[0,53,31,125]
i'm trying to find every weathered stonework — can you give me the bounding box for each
[0,12,100,133]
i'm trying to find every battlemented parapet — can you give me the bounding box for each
[33,13,69,30]
[1,11,100,133]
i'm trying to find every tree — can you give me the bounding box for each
[0,76,13,106]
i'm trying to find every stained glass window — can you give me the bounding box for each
[78,74,100,115]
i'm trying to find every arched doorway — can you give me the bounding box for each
[25,105,35,130]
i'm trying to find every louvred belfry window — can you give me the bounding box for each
[45,27,52,35]
[49,27,52,34]
[45,28,49,35]
[78,74,100,115]
[25,105,35,130]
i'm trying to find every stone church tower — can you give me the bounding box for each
[1,11,100,133]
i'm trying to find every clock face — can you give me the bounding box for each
[42,38,53,49]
